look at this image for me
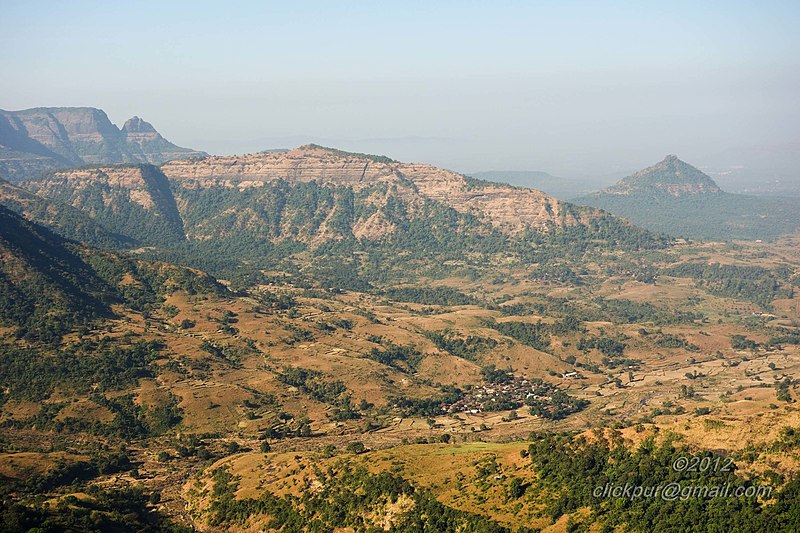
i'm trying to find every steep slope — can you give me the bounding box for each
[0,205,113,341]
[121,115,205,164]
[21,165,186,245]
[0,177,133,248]
[18,145,666,282]
[161,144,645,236]
[0,112,77,177]
[599,154,722,197]
[575,155,800,241]
[0,107,206,182]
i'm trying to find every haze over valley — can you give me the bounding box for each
[1,2,799,532]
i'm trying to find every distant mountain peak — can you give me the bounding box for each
[121,116,157,133]
[0,107,207,182]
[602,155,722,197]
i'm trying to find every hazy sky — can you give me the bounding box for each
[2,1,799,177]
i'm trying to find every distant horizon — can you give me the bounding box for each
[3,102,799,197]
[3,1,798,181]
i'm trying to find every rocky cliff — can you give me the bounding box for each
[161,144,605,236]
[21,165,185,245]
[16,145,665,278]
[0,107,206,182]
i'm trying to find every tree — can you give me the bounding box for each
[345,441,366,454]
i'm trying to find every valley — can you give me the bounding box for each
[0,136,799,531]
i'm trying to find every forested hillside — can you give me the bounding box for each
[576,156,800,240]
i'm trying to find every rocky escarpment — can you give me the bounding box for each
[15,145,664,266]
[0,107,206,182]
[122,116,206,165]
[162,144,606,236]
[0,178,132,248]
[21,165,185,245]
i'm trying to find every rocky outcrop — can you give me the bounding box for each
[0,107,206,182]
[162,144,603,236]
[17,145,656,252]
[122,115,206,165]
[21,165,185,245]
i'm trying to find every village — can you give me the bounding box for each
[445,374,586,419]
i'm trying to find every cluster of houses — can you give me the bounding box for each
[445,377,561,415]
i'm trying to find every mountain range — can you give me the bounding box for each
[6,143,665,286]
[0,107,206,182]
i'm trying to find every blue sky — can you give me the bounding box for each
[1,1,799,176]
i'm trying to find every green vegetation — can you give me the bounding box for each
[366,343,424,372]
[0,340,163,403]
[204,465,510,531]
[578,191,800,241]
[489,320,550,351]
[24,165,186,246]
[0,206,113,341]
[526,431,800,532]
[276,367,362,421]
[665,262,792,308]
[0,340,183,438]
[480,365,514,384]
[0,179,135,249]
[381,287,477,306]
[425,330,498,361]
[390,387,465,417]
[0,204,227,341]
[0,485,189,533]
[525,388,589,420]
[653,332,701,352]
[577,334,626,358]
[499,296,700,327]
[732,334,759,350]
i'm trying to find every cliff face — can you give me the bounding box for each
[0,107,206,182]
[0,177,132,248]
[21,165,185,245]
[121,116,206,165]
[161,145,603,237]
[17,145,659,256]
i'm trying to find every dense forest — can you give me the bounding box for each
[664,262,793,308]
[577,191,800,241]
[526,431,800,532]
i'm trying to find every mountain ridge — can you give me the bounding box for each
[0,177,134,248]
[21,164,186,246]
[0,107,206,182]
[16,144,668,281]
[160,144,611,237]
